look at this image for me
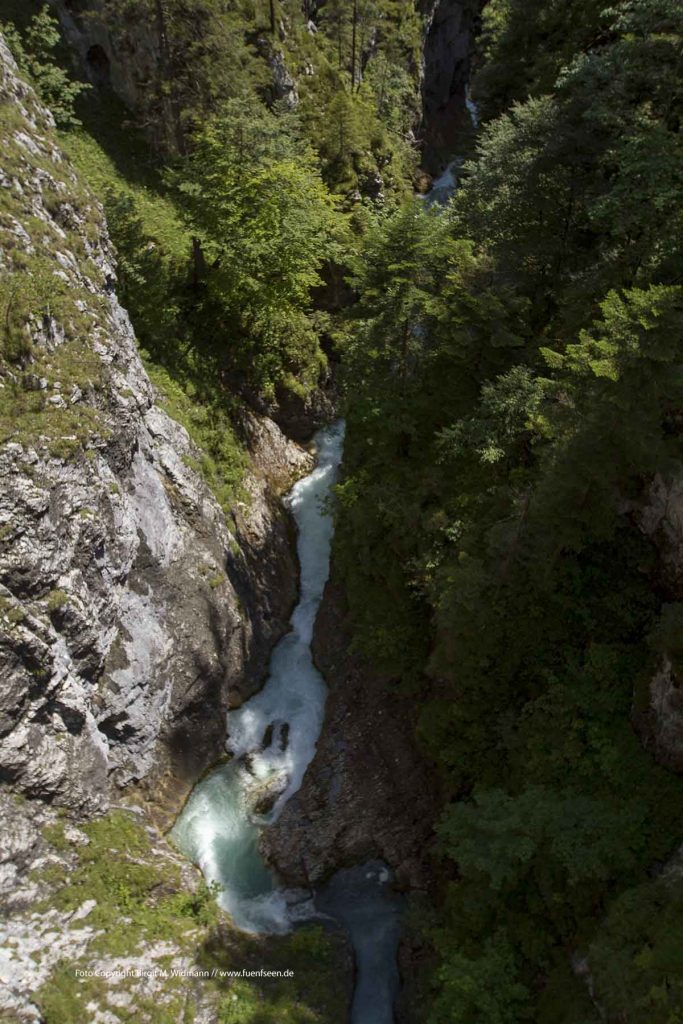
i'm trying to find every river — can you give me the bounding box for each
[171,420,404,1022]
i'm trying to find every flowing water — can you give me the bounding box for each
[424,93,480,206]
[170,103,482,1009]
[171,420,407,1022]
[171,420,345,933]
[316,862,405,1024]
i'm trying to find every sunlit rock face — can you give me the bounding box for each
[0,35,311,815]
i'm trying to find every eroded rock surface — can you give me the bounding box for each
[261,580,439,891]
[0,35,311,816]
[420,0,481,172]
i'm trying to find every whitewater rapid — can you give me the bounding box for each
[171,420,407,1023]
[171,421,345,933]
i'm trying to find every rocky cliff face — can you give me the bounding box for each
[420,0,480,172]
[261,580,439,891]
[0,35,311,820]
[50,0,301,152]
[633,474,683,773]
[51,0,165,137]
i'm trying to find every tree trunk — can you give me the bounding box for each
[190,236,206,290]
[351,0,358,90]
[153,0,184,154]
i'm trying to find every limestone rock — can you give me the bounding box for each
[267,47,299,110]
[0,34,311,816]
[261,581,439,890]
[638,472,683,585]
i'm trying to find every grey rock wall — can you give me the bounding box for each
[420,0,480,173]
[51,0,159,118]
[0,35,311,818]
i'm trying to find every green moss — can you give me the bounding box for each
[0,251,108,456]
[0,595,25,626]
[146,359,248,514]
[33,808,350,1024]
[33,810,218,961]
[35,963,108,1024]
[41,820,69,852]
[46,589,69,613]
[36,961,188,1024]
[30,860,70,889]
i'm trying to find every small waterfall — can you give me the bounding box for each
[171,421,345,934]
[171,420,407,1022]
[466,88,480,129]
[424,89,480,206]
[425,158,463,205]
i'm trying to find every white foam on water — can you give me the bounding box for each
[170,421,345,934]
[424,158,463,206]
[466,92,480,128]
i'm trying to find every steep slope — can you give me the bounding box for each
[420,0,481,171]
[0,33,359,1024]
[0,33,310,817]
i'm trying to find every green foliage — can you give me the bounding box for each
[440,787,646,894]
[334,1,683,1020]
[429,934,531,1024]
[46,589,69,614]
[93,0,422,199]
[170,99,347,399]
[476,0,608,120]
[1,5,88,126]
[459,5,683,328]
[587,871,683,1023]
[96,0,268,153]
[0,595,26,627]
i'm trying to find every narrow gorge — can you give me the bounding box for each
[1,2,682,1023]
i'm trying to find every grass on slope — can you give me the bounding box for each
[33,811,350,1024]
[60,90,248,511]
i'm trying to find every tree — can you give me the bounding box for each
[333,4,683,1020]
[99,0,267,153]
[1,5,89,127]
[430,934,531,1024]
[171,101,347,397]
